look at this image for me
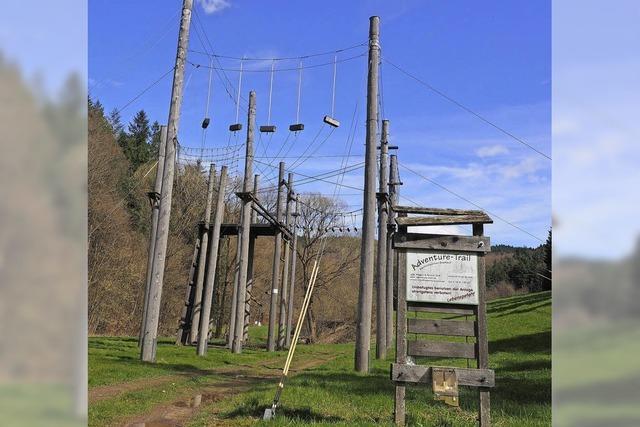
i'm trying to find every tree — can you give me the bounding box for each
[108,108,124,137]
[544,228,552,287]
[122,110,151,169]
[295,194,360,342]
[150,120,162,159]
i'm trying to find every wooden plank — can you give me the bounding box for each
[473,223,491,427]
[390,363,494,387]
[407,302,475,316]
[393,233,490,252]
[407,318,475,336]
[393,205,485,216]
[396,214,493,227]
[407,340,476,359]
[394,249,407,425]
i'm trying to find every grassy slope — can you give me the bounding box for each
[89,291,550,426]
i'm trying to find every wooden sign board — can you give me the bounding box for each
[406,250,478,305]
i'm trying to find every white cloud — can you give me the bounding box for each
[198,0,230,14]
[475,144,509,158]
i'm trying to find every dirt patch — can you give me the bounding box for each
[316,324,355,344]
[90,375,185,404]
[122,353,337,427]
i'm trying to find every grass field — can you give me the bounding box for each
[88,291,551,426]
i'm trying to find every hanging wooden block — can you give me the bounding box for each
[260,125,277,133]
[289,123,304,132]
[229,123,242,132]
[323,115,340,128]
[202,117,211,129]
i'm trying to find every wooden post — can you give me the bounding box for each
[376,119,389,359]
[190,163,216,344]
[244,174,260,342]
[355,15,380,373]
[285,195,299,349]
[267,162,286,352]
[386,154,399,350]
[394,247,407,425]
[197,166,228,356]
[141,0,193,362]
[175,226,202,345]
[140,124,167,346]
[228,229,241,349]
[474,223,490,426]
[232,90,256,354]
[278,173,294,349]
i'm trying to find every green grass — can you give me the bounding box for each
[89,291,551,426]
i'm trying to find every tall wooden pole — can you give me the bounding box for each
[355,15,380,373]
[139,125,167,346]
[141,0,193,362]
[190,163,216,344]
[244,174,260,342]
[267,162,286,351]
[197,166,228,356]
[285,195,299,349]
[232,91,256,353]
[278,172,294,349]
[386,154,399,351]
[375,120,389,359]
[474,223,491,426]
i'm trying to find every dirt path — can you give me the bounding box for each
[121,354,337,427]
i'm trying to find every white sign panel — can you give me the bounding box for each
[406,250,478,305]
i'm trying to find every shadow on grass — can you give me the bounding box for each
[490,331,551,354]
[487,291,550,315]
[222,396,344,423]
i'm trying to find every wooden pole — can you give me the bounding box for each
[190,163,216,344]
[267,162,286,351]
[394,213,408,425]
[244,174,260,342]
[278,173,294,349]
[140,125,167,346]
[232,90,256,353]
[285,195,299,349]
[175,226,202,345]
[355,15,380,372]
[375,120,389,359]
[141,0,193,362]
[228,228,241,349]
[386,154,399,351]
[474,223,491,426]
[197,166,228,356]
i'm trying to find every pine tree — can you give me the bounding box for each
[150,120,162,159]
[108,108,124,136]
[123,110,151,169]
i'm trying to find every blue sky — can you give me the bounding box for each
[89,0,551,248]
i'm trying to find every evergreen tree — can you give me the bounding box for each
[149,120,162,159]
[108,108,124,136]
[123,110,151,169]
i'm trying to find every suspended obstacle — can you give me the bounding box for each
[323,55,340,128]
[289,60,304,132]
[260,61,277,133]
[229,58,244,132]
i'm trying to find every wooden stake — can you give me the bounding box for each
[375,120,389,359]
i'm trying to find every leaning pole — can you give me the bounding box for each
[140,0,193,362]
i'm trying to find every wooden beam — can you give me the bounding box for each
[396,214,493,227]
[391,364,494,387]
[393,233,490,252]
[407,318,476,336]
[407,302,475,316]
[407,340,476,359]
[393,205,485,216]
